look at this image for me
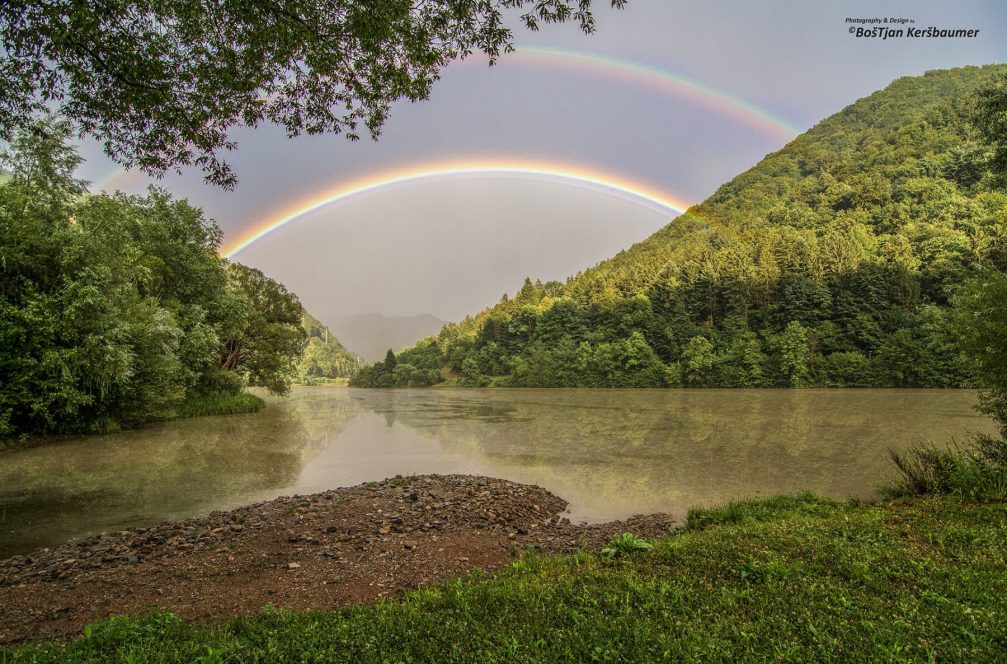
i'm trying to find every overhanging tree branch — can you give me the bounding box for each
[0,0,627,188]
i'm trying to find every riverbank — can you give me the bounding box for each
[2,477,1006,660]
[0,390,264,452]
[0,475,676,644]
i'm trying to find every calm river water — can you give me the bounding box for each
[0,387,995,557]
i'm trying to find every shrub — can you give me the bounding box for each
[600,533,652,558]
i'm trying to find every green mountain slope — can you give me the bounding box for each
[298,312,362,383]
[353,64,1007,389]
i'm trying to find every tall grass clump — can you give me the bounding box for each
[887,434,1007,502]
[173,391,265,419]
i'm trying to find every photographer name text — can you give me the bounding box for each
[845,18,979,40]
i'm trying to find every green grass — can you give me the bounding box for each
[4,493,1006,662]
[295,377,350,387]
[887,434,1007,502]
[171,391,265,419]
[685,492,847,530]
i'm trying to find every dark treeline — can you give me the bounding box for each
[0,121,306,437]
[353,65,1007,389]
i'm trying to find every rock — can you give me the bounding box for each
[326,525,339,533]
[286,534,301,543]
[286,562,301,570]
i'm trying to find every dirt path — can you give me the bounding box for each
[0,475,677,644]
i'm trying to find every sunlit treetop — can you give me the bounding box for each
[0,0,626,188]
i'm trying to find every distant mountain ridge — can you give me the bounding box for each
[352,64,1007,389]
[324,312,445,363]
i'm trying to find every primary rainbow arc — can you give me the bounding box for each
[221,159,694,258]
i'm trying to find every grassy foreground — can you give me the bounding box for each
[3,494,1005,662]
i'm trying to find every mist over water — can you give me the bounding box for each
[0,387,995,557]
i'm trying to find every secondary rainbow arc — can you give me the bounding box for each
[221,160,693,258]
[490,47,801,141]
[96,50,800,195]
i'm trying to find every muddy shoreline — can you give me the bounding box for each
[0,474,676,644]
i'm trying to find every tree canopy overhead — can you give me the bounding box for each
[0,0,625,187]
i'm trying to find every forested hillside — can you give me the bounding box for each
[297,313,361,383]
[353,65,1007,388]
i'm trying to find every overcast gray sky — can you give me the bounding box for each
[76,0,1007,321]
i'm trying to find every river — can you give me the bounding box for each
[0,387,995,557]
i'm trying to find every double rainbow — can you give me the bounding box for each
[90,47,798,257]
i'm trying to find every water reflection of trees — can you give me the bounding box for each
[353,389,993,522]
[0,387,361,555]
[3,388,992,554]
